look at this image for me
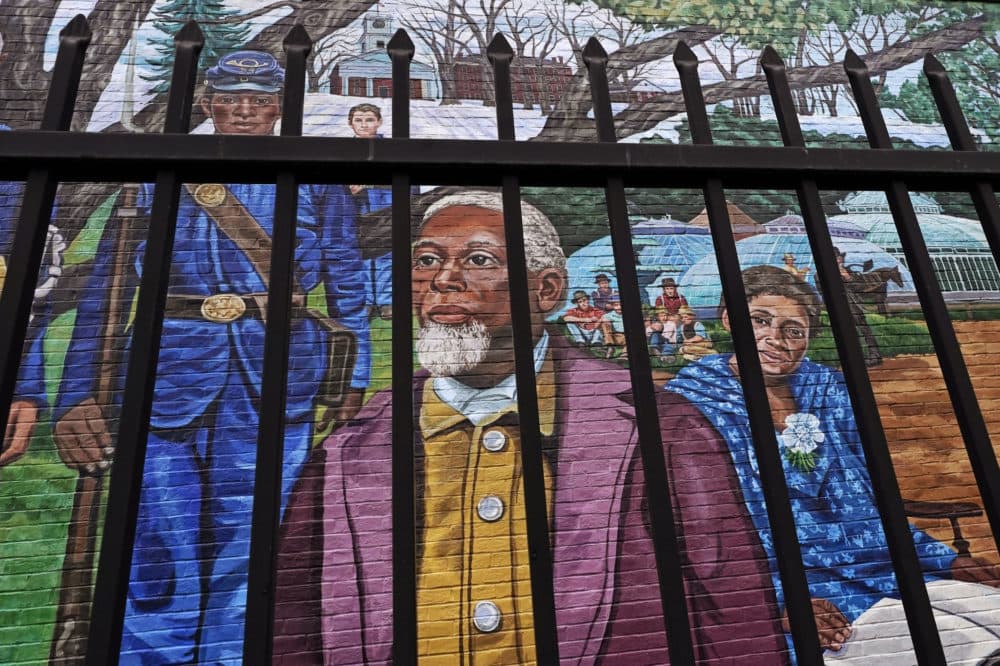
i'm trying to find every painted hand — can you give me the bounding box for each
[782,598,852,652]
[951,556,1000,587]
[0,399,39,466]
[54,397,113,475]
[316,388,366,432]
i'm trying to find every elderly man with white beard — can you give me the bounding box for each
[272,190,791,665]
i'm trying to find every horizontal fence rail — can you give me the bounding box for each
[2,135,1000,190]
[3,15,999,665]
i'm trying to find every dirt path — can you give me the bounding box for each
[872,320,1000,564]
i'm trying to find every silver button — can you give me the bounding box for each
[482,429,507,452]
[477,495,505,522]
[473,600,502,633]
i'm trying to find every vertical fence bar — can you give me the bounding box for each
[924,55,1000,298]
[844,51,1000,555]
[0,15,90,450]
[487,33,561,665]
[673,41,824,665]
[85,21,204,666]
[387,28,418,666]
[762,46,946,666]
[243,24,311,664]
[582,37,696,664]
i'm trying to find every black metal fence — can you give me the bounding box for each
[1,14,999,666]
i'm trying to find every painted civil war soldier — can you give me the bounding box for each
[53,51,370,663]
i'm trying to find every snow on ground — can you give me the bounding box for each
[788,109,984,148]
[620,106,988,148]
[89,84,985,151]
[301,94,550,141]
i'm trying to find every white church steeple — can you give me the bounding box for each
[361,13,393,53]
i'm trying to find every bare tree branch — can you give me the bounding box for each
[200,1,305,25]
[610,14,986,141]
[535,24,722,141]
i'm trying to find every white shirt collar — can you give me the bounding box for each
[432,331,549,426]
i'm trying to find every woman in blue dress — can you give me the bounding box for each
[667,264,1000,657]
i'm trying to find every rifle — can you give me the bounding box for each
[50,185,137,664]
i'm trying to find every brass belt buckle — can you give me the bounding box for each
[201,293,246,323]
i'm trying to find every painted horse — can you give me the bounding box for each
[844,263,903,316]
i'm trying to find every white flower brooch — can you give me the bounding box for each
[779,412,824,472]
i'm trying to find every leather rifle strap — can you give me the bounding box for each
[183,183,293,291]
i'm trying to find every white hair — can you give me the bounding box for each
[415,320,492,377]
[421,190,566,274]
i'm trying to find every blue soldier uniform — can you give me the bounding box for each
[352,180,394,312]
[55,53,370,663]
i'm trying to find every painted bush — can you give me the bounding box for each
[1,0,1000,664]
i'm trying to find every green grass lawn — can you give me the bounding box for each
[574,311,935,373]
[0,311,400,664]
[1,311,78,665]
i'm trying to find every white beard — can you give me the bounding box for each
[416,319,491,377]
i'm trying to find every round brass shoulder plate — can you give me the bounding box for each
[193,184,227,208]
[201,293,247,323]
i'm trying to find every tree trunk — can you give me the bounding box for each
[0,0,61,129]
[481,55,496,107]
[793,29,812,115]
[72,0,157,131]
[732,96,760,117]
[439,63,461,105]
[307,50,322,93]
[823,85,839,117]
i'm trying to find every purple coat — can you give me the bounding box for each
[273,336,789,664]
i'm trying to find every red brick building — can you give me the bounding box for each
[452,55,572,106]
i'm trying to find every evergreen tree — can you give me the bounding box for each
[880,78,940,125]
[143,0,251,93]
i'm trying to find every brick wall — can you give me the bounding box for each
[2,0,1000,663]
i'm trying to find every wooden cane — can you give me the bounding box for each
[49,472,103,663]
[50,185,135,664]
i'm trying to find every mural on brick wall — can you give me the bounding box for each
[2,0,1000,663]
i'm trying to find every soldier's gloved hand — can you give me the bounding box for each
[54,397,114,475]
[316,388,366,433]
[0,400,39,467]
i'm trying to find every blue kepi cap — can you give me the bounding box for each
[205,51,285,93]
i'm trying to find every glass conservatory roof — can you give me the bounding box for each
[561,219,716,313]
[678,231,914,312]
[828,211,989,250]
[837,190,942,214]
